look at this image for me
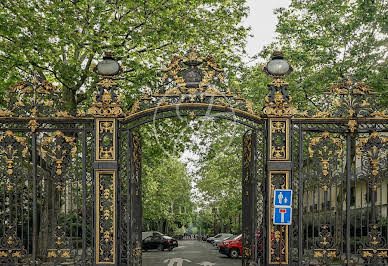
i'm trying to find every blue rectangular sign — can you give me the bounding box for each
[273,207,292,225]
[274,189,292,207]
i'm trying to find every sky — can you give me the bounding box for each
[243,0,291,62]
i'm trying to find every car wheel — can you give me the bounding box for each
[157,244,164,251]
[229,248,239,259]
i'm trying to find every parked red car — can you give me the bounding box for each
[219,232,263,259]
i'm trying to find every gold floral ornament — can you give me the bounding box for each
[262,51,296,117]
[313,225,337,263]
[0,130,28,181]
[0,131,28,261]
[0,73,72,132]
[297,78,387,131]
[308,131,343,191]
[127,47,255,116]
[360,224,388,263]
[88,80,123,117]
[47,226,72,261]
[41,131,77,187]
[0,225,27,262]
[356,132,388,191]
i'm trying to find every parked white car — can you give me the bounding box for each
[213,234,234,247]
[207,233,233,245]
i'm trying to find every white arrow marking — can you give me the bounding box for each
[198,262,216,266]
[163,258,192,266]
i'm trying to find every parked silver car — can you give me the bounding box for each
[213,234,234,248]
[207,233,233,245]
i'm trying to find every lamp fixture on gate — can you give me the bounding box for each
[88,52,123,117]
[262,51,296,117]
[94,52,122,76]
[263,51,293,77]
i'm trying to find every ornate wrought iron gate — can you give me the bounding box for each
[0,49,387,266]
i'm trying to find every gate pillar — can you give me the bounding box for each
[263,52,295,265]
[89,53,124,265]
[242,131,258,265]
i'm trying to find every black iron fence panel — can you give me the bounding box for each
[0,121,95,265]
[291,120,388,265]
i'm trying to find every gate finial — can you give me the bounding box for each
[262,51,296,117]
[88,52,123,117]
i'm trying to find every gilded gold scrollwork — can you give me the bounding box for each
[359,224,388,262]
[1,74,72,120]
[96,119,116,161]
[269,119,289,160]
[127,49,256,116]
[89,77,123,117]
[0,226,27,263]
[41,130,77,180]
[0,130,28,180]
[313,225,338,262]
[263,91,297,117]
[356,132,388,191]
[96,171,116,264]
[308,131,342,190]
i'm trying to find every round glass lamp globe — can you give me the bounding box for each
[96,59,120,76]
[266,59,290,76]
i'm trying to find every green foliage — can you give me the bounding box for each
[260,0,388,109]
[142,155,193,232]
[189,120,245,233]
[0,0,250,109]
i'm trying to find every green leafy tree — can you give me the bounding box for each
[0,0,250,110]
[261,0,388,109]
[190,120,245,234]
[142,156,193,234]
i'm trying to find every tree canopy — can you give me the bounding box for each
[0,0,249,109]
[260,0,388,108]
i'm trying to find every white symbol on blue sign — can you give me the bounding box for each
[273,207,292,225]
[273,189,293,225]
[274,189,292,207]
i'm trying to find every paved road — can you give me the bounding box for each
[143,240,241,266]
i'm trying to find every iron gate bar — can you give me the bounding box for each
[82,127,87,265]
[32,132,37,264]
[346,133,352,265]
[297,124,303,265]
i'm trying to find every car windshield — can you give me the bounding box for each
[213,234,222,238]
